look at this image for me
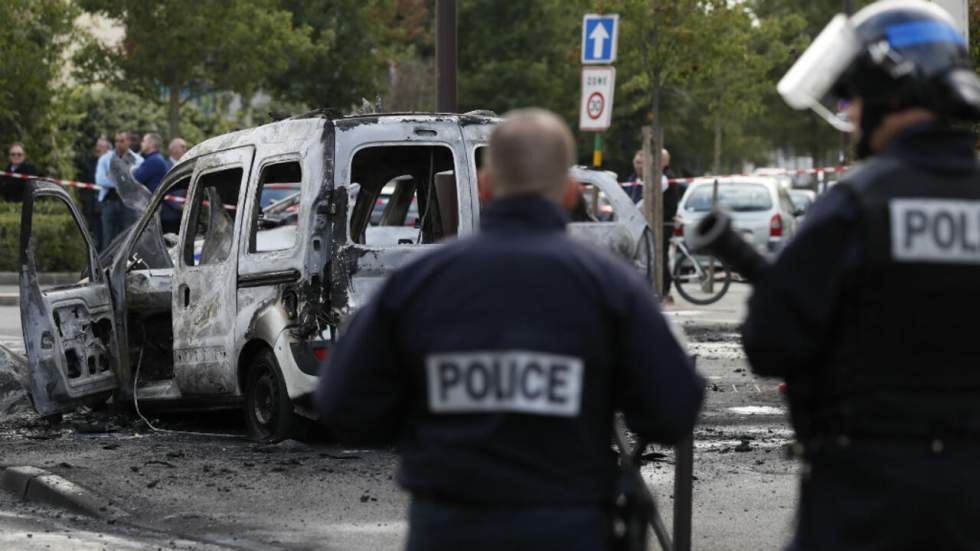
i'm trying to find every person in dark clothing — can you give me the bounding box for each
[743,2,980,549]
[134,132,181,234]
[318,109,704,551]
[624,148,685,303]
[79,137,111,248]
[1,143,39,202]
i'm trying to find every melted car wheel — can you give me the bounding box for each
[244,349,295,443]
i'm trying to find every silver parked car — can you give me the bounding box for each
[675,176,800,256]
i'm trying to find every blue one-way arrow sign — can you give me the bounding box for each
[582,14,619,64]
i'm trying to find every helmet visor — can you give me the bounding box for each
[777,14,862,132]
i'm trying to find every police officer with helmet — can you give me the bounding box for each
[317,108,704,551]
[743,1,980,548]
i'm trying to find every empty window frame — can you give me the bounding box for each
[248,161,301,253]
[128,176,191,271]
[348,145,458,246]
[183,168,243,266]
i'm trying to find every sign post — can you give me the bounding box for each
[580,14,619,169]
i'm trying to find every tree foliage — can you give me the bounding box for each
[0,0,79,177]
[75,0,314,138]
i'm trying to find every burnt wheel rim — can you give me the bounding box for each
[252,370,279,431]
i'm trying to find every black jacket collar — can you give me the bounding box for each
[480,195,569,233]
[880,122,978,174]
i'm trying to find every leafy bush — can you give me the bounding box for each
[0,199,90,273]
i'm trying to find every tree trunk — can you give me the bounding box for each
[644,80,665,297]
[712,118,723,175]
[168,85,180,140]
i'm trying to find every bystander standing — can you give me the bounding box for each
[135,133,181,234]
[167,137,188,170]
[96,131,143,248]
[1,143,39,202]
[81,137,111,248]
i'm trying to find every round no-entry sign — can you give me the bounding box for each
[587,92,604,120]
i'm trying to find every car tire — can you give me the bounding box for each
[243,348,295,443]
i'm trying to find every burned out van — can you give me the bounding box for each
[10,112,656,442]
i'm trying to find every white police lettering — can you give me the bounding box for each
[891,199,980,264]
[426,351,584,416]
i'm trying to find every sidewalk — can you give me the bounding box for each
[0,273,80,306]
[663,281,749,332]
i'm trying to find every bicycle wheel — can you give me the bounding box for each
[672,254,732,305]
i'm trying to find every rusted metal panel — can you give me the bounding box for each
[171,147,254,397]
[18,182,119,416]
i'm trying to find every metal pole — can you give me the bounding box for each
[840,0,852,165]
[673,433,694,551]
[436,0,458,113]
[593,134,604,168]
[704,179,719,294]
[653,128,665,297]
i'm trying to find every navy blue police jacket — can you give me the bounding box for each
[742,122,978,378]
[743,122,980,551]
[317,195,704,507]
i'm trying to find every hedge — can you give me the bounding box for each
[0,200,90,273]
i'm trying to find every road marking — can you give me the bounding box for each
[731,384,738,393]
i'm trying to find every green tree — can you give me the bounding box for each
[457,1,585,121]
[691,2,805,173]
[269,0,390,112]
[75,0,314,138]
[0,0,80,177]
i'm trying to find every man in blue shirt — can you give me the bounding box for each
[134,133,168,192]
[95,131,142,249]
[133,133,182,234]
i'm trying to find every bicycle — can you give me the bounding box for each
[669,234,732,305]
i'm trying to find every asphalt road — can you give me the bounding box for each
[0,287,803,550]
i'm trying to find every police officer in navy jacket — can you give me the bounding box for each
[743,2,980,549]
[317,108,704,551]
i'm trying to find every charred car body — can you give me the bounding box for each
[8,112,657,441]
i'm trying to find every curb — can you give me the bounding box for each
[0,294,16,306]
[677,319,741,335]
[0,465,126,519]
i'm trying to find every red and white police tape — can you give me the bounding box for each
[0,170,300,209]
[621,165,850,187]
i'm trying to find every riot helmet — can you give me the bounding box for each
[778,0,980,156]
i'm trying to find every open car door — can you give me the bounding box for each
[19,181,119,417]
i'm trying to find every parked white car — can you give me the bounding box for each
[675,176,801,256]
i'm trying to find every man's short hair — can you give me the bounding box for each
[145,132,163,150]
[487,108,576,200]
[169,137,187,152]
